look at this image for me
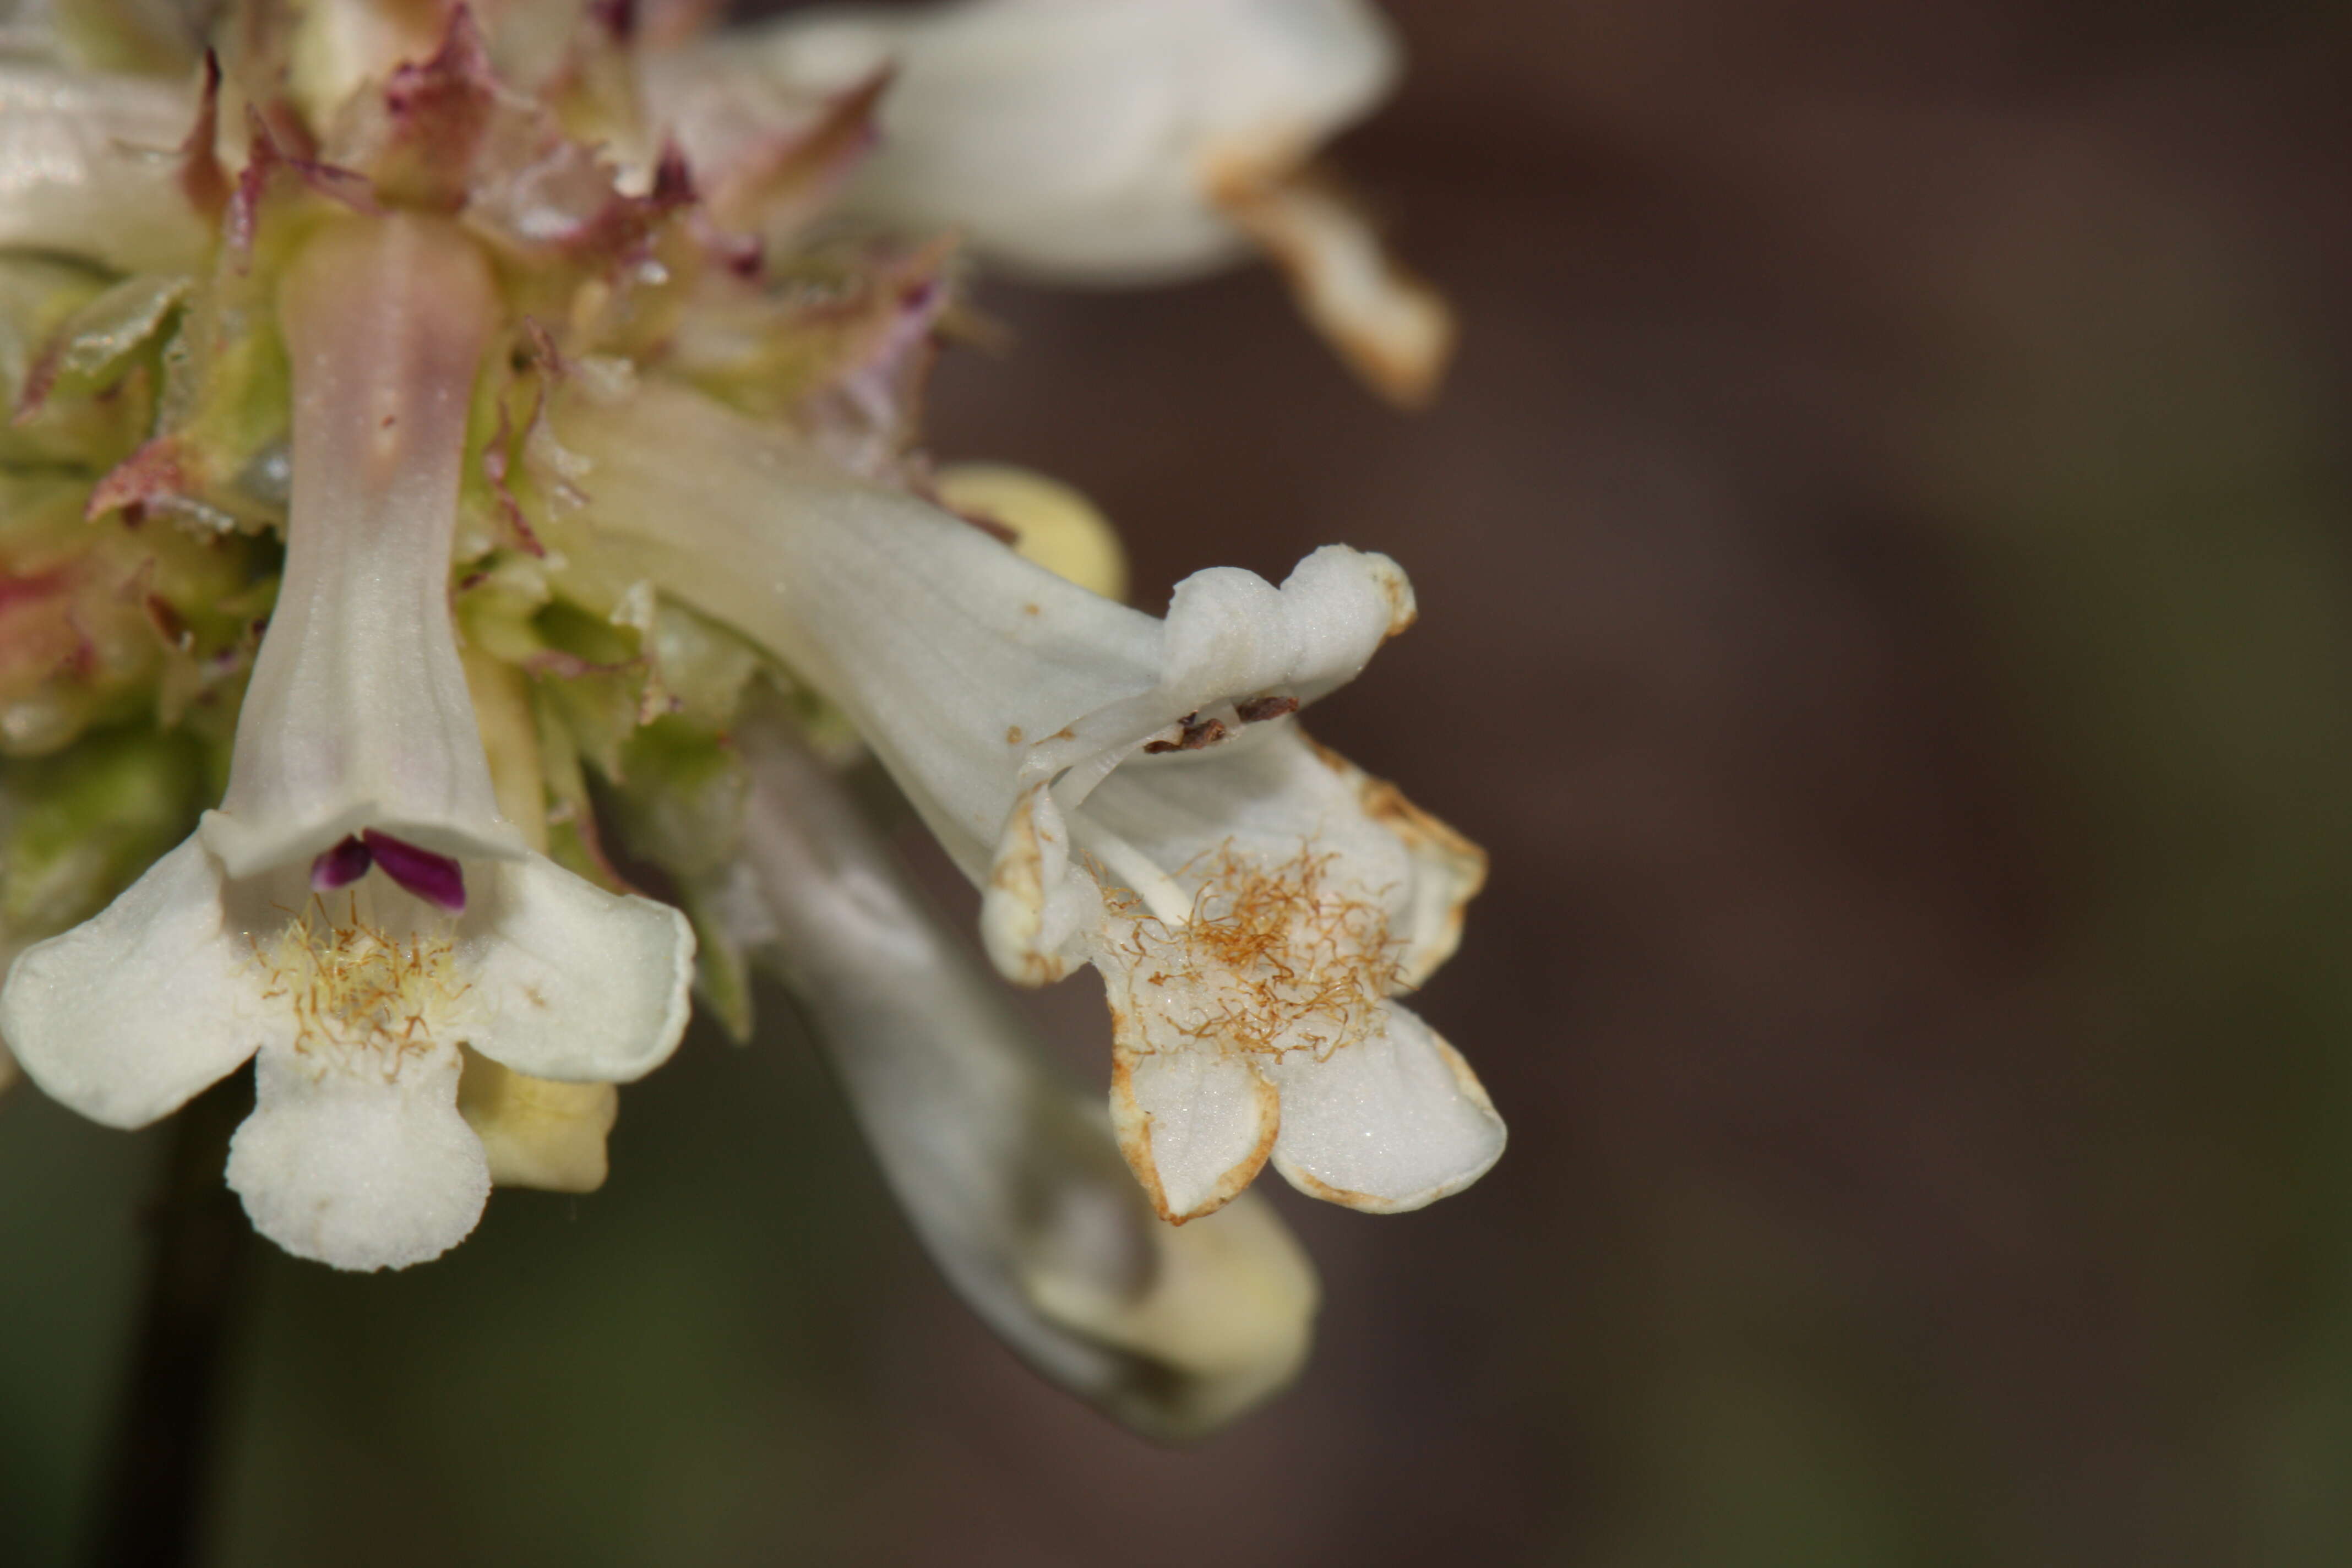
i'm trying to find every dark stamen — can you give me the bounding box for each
[361,830,467,913]
[1235,694,1299,724]
[309,835,372,892]
[1144,712,1228,754]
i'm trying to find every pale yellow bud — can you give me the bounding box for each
[934,463,1130,604]
[1019,1188,1318,1439]
[456,1048,621,1194]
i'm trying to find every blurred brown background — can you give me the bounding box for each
[10,1,2352,1564]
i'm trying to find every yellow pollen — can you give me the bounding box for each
[253,898,469,1072]
[1108,843,1402,1060]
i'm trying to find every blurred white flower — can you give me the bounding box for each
[648,0,1455,402]
[0,216,694,1271]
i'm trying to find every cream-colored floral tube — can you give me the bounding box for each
[728,696,1317,1439]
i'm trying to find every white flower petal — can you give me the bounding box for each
[977,782,1099,987]
[976,552,1408,983]
[1153,544,1409,712]
[459,853,695,1085]
[0,836,259,1129]
[226,1041,490,1271]
[1266,1003,1504,1213]
[1110,1047,1281,1222]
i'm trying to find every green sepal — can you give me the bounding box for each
[0,256,154,470]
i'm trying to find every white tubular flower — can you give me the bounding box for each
[728,700,1316,1438]
[556,379,1502,1223]
[0,215,695,1271]
[646,0,1451,401]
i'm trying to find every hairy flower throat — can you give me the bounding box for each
[1108,844,1402,1061]
[257,899,468,1074]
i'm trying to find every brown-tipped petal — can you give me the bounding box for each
[1304,738,1487,987]
[1266,1004,1505,1214]
[1110,1046,1282,1224]
[1214,162,1456,408]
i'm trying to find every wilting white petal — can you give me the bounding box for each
[0,836,256,1128]
[1110,1048,1280,1223]
[0,62,209,273]
[556,378,1499,1221]
[226,1039,490,1272]
[649,0,1398,282]
[1264,1003,1503,1212]
[727,703,1315,1437]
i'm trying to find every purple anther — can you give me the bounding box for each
[310,834,373,892]
[361,830,467,913]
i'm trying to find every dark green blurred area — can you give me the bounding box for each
[14,0,2352,1562]
[1,998,892,1566]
